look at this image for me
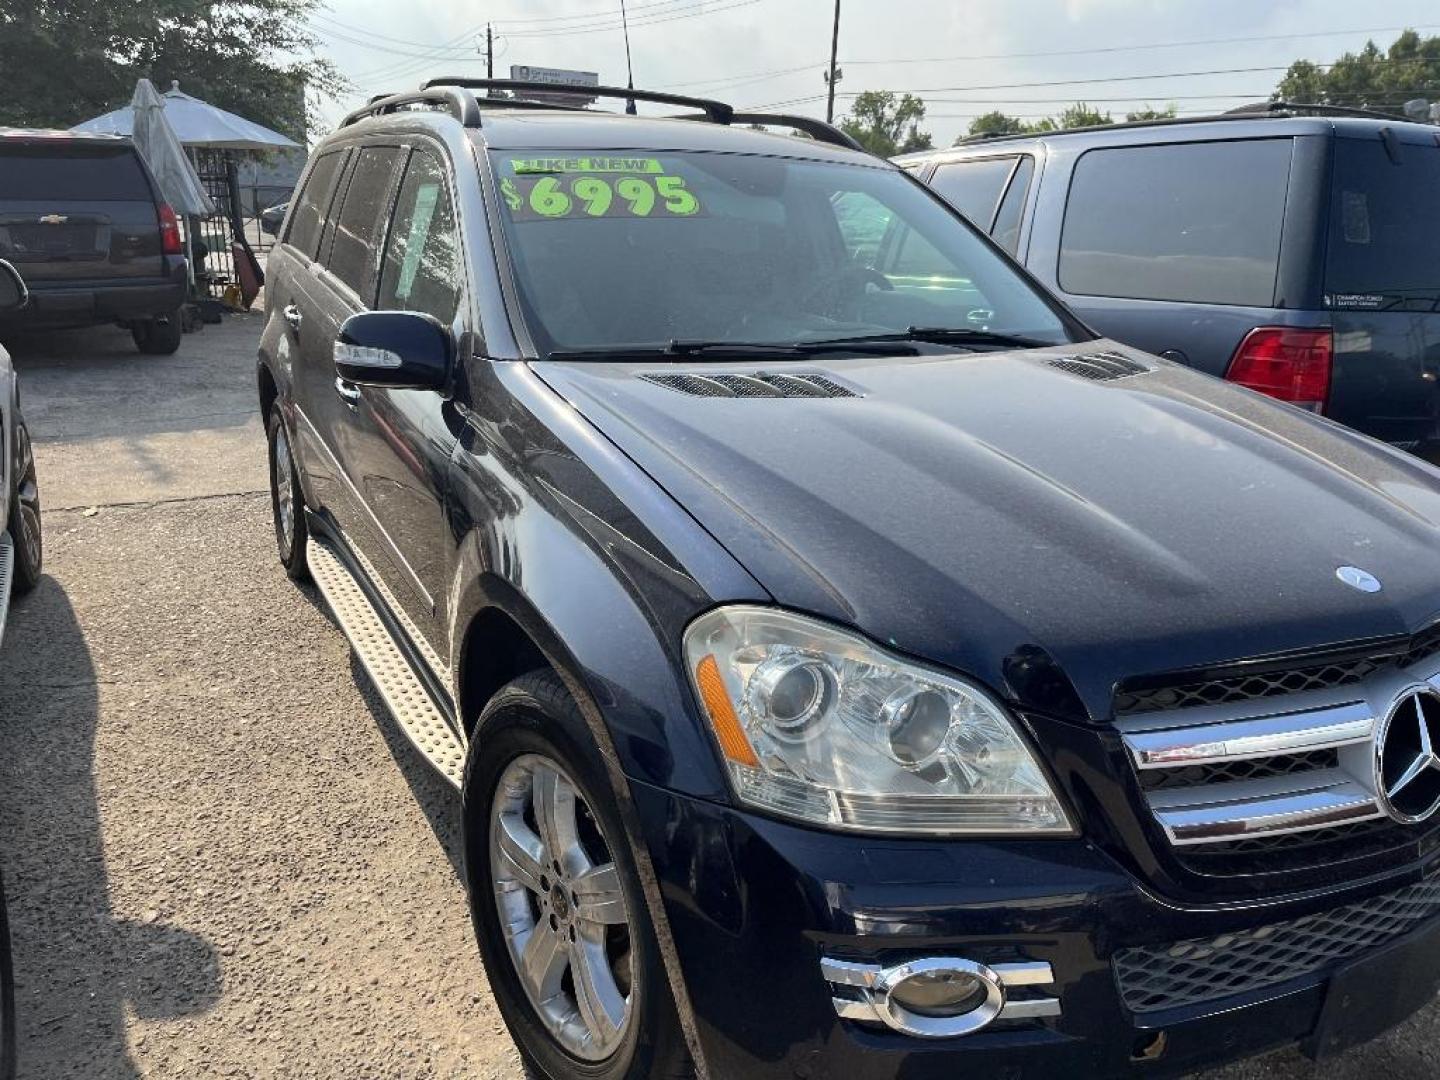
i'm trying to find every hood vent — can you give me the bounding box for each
[639,372,859,399]
[1046,351,1150,382]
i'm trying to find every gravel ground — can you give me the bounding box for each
[1,318,1438,1078]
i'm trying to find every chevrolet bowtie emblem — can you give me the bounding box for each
[37,214,68,225]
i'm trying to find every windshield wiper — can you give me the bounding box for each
[804,326,1056,351]
[544,337,918,361]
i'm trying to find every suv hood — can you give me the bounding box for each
[533,344,1440,723]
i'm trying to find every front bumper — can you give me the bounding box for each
[631,781,1440,1079]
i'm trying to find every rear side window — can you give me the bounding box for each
[1326,138,1440,301]
[286,150,345,260]
[991,156,1034,255]
[1059,139,1293,306]
[378,151,461,323]
[0,145,151,201]
[327,147,401,298]
[928,157,1017,228]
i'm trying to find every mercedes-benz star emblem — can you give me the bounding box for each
[1336,566,1382,593]
[1375,689,1440,824]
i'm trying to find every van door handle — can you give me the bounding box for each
[334,376,362,408]
[283,304,303,333]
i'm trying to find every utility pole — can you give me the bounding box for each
[486,22,494,79]
[824,0,841,123]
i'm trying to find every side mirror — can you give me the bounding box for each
[0,260,28,313]
[334,310,452,391]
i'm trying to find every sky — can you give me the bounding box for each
[309,0,1440,145]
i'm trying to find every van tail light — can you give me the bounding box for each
[158,203,183,255]
[1224,327,1333,413]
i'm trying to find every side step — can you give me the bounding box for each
[0,532,13,647]
[307,537,465,789]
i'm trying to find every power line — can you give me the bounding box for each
[489,0,725,27]
[842,23,1440,66]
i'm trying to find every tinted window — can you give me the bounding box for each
[1326,138,1440,299]
[991,156,1034,255]
[286,150,345,259]
[491,150,1072,354]
[327,147,400,298]
[0,145,151,201]
[1060,139,1293,306]
[928,157,1016,228]
[378,152,461,322]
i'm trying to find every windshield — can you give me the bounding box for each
[488,150,1076,355]
[1326,137,1440,304]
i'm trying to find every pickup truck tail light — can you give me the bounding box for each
[1224,327,1333,413]
[158,203,184,256]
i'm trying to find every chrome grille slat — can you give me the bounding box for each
[1118,642,1440,853]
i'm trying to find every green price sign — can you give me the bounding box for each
[500,163,703,222]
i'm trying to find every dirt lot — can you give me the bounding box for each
[0,314,1436,1077]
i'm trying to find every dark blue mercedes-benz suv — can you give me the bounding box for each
[258,79,1440,1078]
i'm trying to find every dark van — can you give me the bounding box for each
[0,129,188,353]
[898,110,1440,457]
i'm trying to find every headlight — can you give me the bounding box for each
[685,607,1071,835]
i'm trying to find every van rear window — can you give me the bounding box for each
[0,144,152,201]
[1326,138,1440,304]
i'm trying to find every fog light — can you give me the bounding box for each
[888,967,988,1017]
[876,958,1005,1037]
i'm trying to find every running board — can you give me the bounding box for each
[0,532,13,647]
[307,537,465,789]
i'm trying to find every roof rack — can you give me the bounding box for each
[1225,99,1407,121]
[418,77,734,124]
[341,87,481,128]
[729,113,863,152]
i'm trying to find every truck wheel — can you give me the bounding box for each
[132,311,183,355]
[466,672,693,1080]
[8,415,41,597]
[267,409,309,582]
[0,872,16,1080]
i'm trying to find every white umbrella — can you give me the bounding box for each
[127,79,215,216]
[72,81,300,152]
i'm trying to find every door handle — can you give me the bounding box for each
[334,376,362,408]
[283,303,303,333]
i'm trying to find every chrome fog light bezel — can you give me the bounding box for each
[821,954,1061,1038]
[875,957,1004,1037]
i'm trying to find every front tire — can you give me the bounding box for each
[267,409,309,582]
[8,415,41,597]
[466,672,692,1080]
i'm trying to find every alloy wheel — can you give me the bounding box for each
[13,426,39,573]
[490,754,634,1061]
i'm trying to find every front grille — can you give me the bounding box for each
[1116,657,1381,716]
[1114,878,1440,1012]
[1137,748,1339,792]
[639,371,858,398]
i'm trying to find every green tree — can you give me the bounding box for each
[0,0,341,141]
[1055,102,1113,129]
[840,91,933,156]
[964,110,1026,140]
[1125,103,1178,122]
[1275,29,1440,113]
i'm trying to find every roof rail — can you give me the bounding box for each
[341,87,481,129]
[418,77,733,124]
[1226,99,1407,121]
[728,113,864,152]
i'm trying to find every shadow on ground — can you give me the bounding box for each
[0,575,222,1077]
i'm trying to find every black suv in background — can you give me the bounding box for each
[898,109,1440,457]
[0,130,188,354]
[262,81,1440,1079]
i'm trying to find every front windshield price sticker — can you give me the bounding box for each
[502,158,703,221]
